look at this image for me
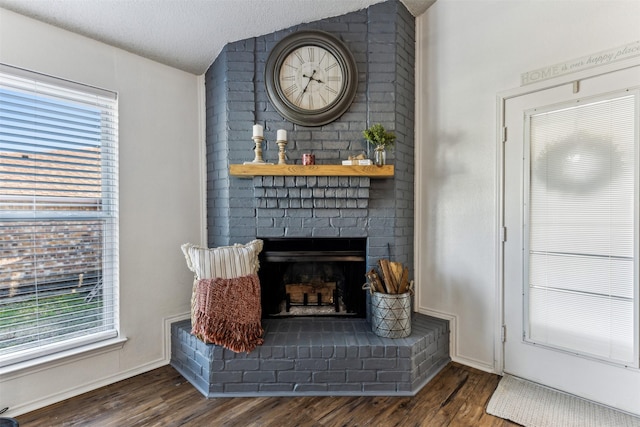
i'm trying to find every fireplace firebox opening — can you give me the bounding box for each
[259,238,367,318]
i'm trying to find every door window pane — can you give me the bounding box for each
[526,92,638,366]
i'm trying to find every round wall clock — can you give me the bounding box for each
[265,30,358,127]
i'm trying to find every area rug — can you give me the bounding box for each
[486,375,640,427]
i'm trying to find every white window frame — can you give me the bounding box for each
[0,64,119,368]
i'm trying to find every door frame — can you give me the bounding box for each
[495,55,640,374]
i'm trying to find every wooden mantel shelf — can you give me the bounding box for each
[229,164,394,178]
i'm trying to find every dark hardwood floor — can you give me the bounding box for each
[17,362,519,426]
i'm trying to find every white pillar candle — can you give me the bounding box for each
[277,129,287,141]
[253,124,263,138]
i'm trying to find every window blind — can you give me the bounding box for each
[525,92,638,366]
[0,64,118,367]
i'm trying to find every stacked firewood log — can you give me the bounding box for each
[365,259,412,294]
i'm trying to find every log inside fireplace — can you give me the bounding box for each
[258,238,367,318]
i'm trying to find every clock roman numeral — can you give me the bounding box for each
[319,93,327,106]
[327,76,342,82]
[284,83,298,97]
[324,62,338,71]
[294,51,305,64]
[325,86,338,95]
[307,48,314,62]
[318,52,327,65]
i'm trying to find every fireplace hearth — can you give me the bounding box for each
[259,238,367,318]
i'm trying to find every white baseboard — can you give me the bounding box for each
[417,307,496,374]
[163,312,191,361]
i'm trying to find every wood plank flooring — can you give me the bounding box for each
[17,362,519,426]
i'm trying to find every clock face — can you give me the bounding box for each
[278,45,344,112]
[265,30,358,127]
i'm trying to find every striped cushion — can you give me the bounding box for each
[181,240,263,280]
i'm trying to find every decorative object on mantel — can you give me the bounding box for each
[363,123,396,167]
[302,153,315,165]
[342,153,372,166]
[363,259,413,338]
[244,124,272,165]
[276,129,287,165]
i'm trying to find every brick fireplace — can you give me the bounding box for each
[170,1,451,398]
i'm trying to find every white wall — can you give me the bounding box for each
[415,0,640,371]
[0,9,203,415]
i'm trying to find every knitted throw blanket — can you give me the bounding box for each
[191,274,264,353]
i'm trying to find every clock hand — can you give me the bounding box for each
[300,70,317,95]
[301,76,313,94]
[303,70,322,83]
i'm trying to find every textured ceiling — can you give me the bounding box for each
[0,0,435,75]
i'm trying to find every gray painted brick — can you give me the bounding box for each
[346,370,376,383]
[371,345,385,358]
[211,360,225,371]
[298,347,311,358]
[289,188,300,198]
[363,358,397,370]
[210,371,242,383]
[270,346,285,359]
[285,346,298,359]
[285,228,311,237]
[224,359,260,371]
[363,383,397,393]
[296,359,327,371]
[321,346,334,358]
[278,371,312,383]
[260,383,295,392]
[328,383,362,392]
[225,383,260,393]
[312,228,340,237]
[378,371,410,383]
[286,208,313,218]
[313,371,346,383]
[209,383,224,394]
[277,199,289,209]
[294,384,328,392]
[312,188,325,198]
[243,371,276,383]
[330,358,362,370]
[260,360,295,371]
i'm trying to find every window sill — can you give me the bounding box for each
[0,337,128,379]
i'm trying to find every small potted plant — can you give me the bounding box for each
[362,123,396,166]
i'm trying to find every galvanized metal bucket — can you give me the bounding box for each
[370,291,412,338]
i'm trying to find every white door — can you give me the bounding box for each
[503,65,640,415]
